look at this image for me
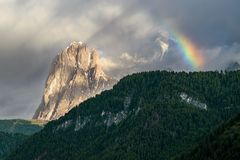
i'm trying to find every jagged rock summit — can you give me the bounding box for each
[33,41,116,121]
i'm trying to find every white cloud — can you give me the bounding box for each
[120,52,148,64]
[0,0,124,49]
[202,43,240,70]
[155,31,169,61]
[100,57,119,72]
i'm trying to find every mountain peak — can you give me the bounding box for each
[226,61,240,71]
[33,42,116,121]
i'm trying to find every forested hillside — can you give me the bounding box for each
[7,71,240,160]
[174,114,240,160]
[0,132,27,160]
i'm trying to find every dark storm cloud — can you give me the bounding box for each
[0,44,54,119]
[0,0,239,119]
[138,0,240,47]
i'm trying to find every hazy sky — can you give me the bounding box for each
[0,0,240,119]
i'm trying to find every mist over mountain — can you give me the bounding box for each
[226,61,240,71]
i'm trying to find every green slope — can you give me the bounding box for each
[0,119,45,135]
[7,71,240,160]
[0,132,27,160]
[174,114,240,160]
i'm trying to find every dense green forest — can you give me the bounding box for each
[7,71,240,160]
[0,119,45,135]
[0,132,27,160]
[174,114,240,160]
[0,119,45,159]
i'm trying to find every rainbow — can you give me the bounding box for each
[174,32,204,70]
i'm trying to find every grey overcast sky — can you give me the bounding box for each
[0,0,240,119]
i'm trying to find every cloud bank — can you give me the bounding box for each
[0,0,240,119]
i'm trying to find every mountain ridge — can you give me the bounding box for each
[8,71,240,160]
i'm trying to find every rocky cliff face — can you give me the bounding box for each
[33,41,116,121]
